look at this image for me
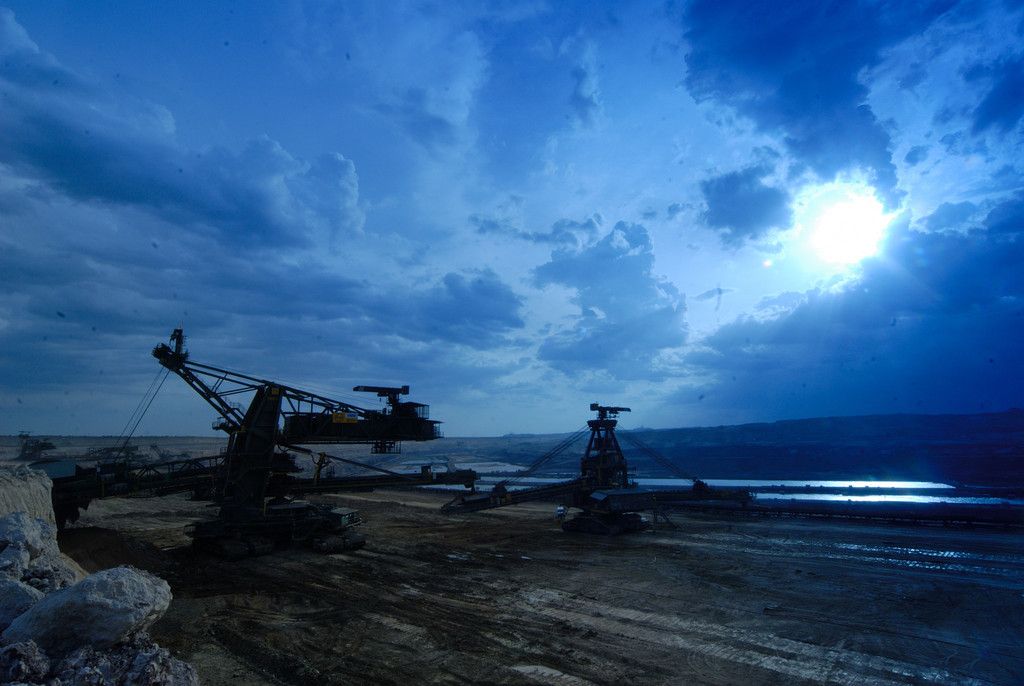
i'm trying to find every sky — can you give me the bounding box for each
[1,0,1022,437]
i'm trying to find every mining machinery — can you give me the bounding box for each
[16,433,57,461]
[441,403,750,534]
[45,329,476,557]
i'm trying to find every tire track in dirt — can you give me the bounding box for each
[517,588,989,685]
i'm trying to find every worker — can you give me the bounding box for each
[555,505,567,521]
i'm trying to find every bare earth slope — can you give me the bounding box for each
[57,490,1024,685]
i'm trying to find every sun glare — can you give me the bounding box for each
[803,187,891,265]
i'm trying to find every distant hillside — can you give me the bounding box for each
[626,409,1024,486]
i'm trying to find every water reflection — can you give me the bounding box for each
[473,476,955,489]
[757,493,1024,505]
[643,479,953,489]
[453,475,1021,507]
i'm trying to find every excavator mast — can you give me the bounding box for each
[579,404,631,491]
[443,403,749,534]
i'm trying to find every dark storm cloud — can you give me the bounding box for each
[969,56,1024,134]
[683,0,955,206]
[374,88,459,151]
[0,10,362,248]
[700,166,792,246]
[925,201,976,231]
[0,226,526,392]
[684,208,1024,417]
[8,214,523,344]
[470,213,601,246]
[534,222,686,379]
[984,191,1024,233]
[0,10,533,433]
[904,145,929,166]
[393,270,525,348]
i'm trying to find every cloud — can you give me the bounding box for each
[984,191,1024,234]
[695,286,733,312]
[393,270,525,349]
[904,145,929,166]
[0,7,35,52]
[925,201,976,231]
[695,287,732,301]
[0,212,527,400]
[683,208,1024,419]
[534,222,686,379]
[287,3,487,153]
[470,212,601,246]
[700,165,792,246]
[569,48,601,126]
[970,56,1024,134]
[0,9,363,250]
[683,0,955,206]
[0,10,531,433]
[755,291,806,314]
[374,88,459,151]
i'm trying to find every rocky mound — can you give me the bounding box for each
[0,466,55,526]
[0,467,198,685]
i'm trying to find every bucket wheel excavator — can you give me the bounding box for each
[48,329,476,557]
[442,403,749,534]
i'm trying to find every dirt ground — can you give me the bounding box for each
[57,490,1024,685]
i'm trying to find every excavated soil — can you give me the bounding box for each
[58,490,1024,685]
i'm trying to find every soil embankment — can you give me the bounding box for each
[60,489,1024,685]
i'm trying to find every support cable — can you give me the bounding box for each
[115,367,165,446]
[620,433,696,481]
[114,368,171,461]
[502,426,590,488]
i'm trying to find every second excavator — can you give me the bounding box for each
[442,403,750,534]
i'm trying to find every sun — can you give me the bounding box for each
[801,186,892,265]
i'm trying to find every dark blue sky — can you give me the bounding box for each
[1,1,1022,435]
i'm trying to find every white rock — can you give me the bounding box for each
[0,467,54,526]
[1,566,172,657]
[0,512,54,558]
[0,545,30,582]
[0,580,43,631]
[55,633,199,686]
[0,512,84,591]
[23,550,84,594]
